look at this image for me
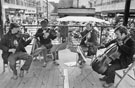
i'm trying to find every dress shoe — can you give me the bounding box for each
[99,76,108,81]
[11,74,18,80]
[19,70,24,77]
[42,62,47,67]
[53,61,59,66]
[102,82,114,88]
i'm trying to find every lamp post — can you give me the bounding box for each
[46,0,48,19]
[123,0,131,26]
[0,0,3,39]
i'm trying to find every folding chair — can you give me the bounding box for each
[115,61,135,88]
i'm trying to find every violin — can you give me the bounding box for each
[16,32,35,40]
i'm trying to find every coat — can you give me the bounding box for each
[35,28,57,45]
[104,36,135,68]
[0,32,32,64]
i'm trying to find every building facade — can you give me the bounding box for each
[58,0,73,8]
[2,0,37,24]
[95,0,135,17]
[58,0,95,17]
[73,0,95,8]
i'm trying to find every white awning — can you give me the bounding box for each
[57,16,110,24]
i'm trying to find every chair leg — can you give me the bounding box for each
[3,63,10,73]
[115,63,135,88]
[2,60,22,73]
[16,60,21,69]
[3,63,5,73]
[51,53,54,60]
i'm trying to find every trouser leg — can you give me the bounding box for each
[51,43,67,61]
[9,52,33,73]
[105,63,122,83]
[18,52,33,71]
[52,51,59,61]
[42,47,47,62]
[8,54,18,75]
[2,53,10,64]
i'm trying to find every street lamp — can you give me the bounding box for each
[123,0,131,26]
[46,0,48,19]
[0,0,3,38]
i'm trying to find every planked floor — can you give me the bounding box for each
[0,39,115,88]
[0,56,64,88]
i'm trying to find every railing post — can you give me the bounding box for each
[0,0,3,39]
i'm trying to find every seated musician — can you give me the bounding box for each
[98,26,135,87]
[0,23,33,79]
[32,19,58,67]
[79,23,99,64]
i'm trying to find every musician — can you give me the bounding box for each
[79,23,99,65]
[33,19,57,67]
[0,23,33,79]
[98,26,135,87]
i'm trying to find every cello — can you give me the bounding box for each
[91,36,131,74]
[91,43,120,74]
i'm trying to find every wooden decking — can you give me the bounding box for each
[0,50,64,88]
[0,44,115,88]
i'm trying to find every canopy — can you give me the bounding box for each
[57,16,110,24]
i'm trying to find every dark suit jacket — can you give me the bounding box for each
[0,32,31,64]
[104,36,135,68]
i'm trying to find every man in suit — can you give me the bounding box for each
[98,26,135,87]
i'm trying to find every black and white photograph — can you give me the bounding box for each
[0,0,135,88]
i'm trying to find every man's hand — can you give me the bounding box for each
[9,49,16,54]
[117,41,123,46]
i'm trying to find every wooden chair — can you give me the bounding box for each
[31,38,54,61]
